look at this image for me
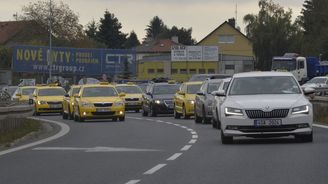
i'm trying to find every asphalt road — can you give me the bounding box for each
[0,113,328,184]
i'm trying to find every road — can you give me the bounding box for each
[1,113,328,184]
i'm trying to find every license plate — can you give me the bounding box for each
[49,104,61,108]
[254,119,282,127]
[96,108,109,112]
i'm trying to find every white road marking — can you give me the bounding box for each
[125,180,140,184]
[33,146,161,152]
[191,131,197,135]
[146,119,153,121]
[181,145,192,151]
[192,135,198,139]
[187,128,193,131]
[165,122,173,124]
[144,164,167,175]
[167,153,183,161]
[156,120,164,123]
[0,117,70,157]
[134,118,142,120]
[189,139,197,144]
[314,124,328,129]
[180,126,187,129]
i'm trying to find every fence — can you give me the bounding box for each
[0,105,34,133]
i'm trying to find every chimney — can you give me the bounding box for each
[171,36,179,43]
[228,18,236,28]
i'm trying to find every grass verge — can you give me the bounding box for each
[0,119,41,147]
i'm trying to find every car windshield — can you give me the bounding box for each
[22,88,35,95]
[229,76,301,95]
[82,87,118,97]
[189,75,210,82]
[72,87,80,95]
[187,84,202,94]
[116,86,142,94]
[208,82,222,93]
[307,78,327,84]
[38,88,65,96]
[271,59,296,71]
[153,85,179,95]
[223,82,230,91]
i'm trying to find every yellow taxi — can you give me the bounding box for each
[62,85,81,120]
[115,83,143,112]
[173,81,202,119]
[73,82,125,122]
[33,85,66,115]
[13,86,36,102]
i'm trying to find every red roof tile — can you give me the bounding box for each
[0,21,27,45]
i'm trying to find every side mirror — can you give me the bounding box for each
[177,91,186,96]
[212,90,226,97]
[119,93,126,97]
[64,94,69,97]
[303,87,315,95]
[74,94,80,98]
[196,91,205,96]
[16,93,22,97]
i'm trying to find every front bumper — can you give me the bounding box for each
[153,103,174,114]
[124,101,142,110]
[221,114,313,137]
[79,105,125,119]
[185,104,195,115]
[35,103,63,113]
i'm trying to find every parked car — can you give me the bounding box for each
[189,74,231,82]
[194,78,224,123]
[142,81,180,117]
[173,81,202,119]
[211,78,231,129]
[218,72,314,144]
[301,76,328,95]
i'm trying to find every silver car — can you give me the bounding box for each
[217,72,314,144]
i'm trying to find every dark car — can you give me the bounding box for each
[189,74,231,82]
[142,82,180,116]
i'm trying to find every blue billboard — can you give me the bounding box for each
[12,45,136,76]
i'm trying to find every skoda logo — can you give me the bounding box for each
[263,106,271,112]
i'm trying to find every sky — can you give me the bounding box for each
[0,0,305,42]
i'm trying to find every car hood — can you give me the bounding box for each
[37,96,64,102]
[153,94,175,100]
[80,97,122,103]
[185,94,196,100]
[302,83,318,88]
[224,94,308,110]
[124,94,142,99]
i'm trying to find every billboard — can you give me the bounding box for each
[12,45,136,76]
[171,45,218,61]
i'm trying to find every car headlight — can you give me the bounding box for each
[81,101,93,107]
[114,101,124,106]
[154,100,161,104]
[37,101,47,105]
[225,107,244,116]
[292,105,309,115]
[189,100,195,105]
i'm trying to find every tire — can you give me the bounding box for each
[112,117,118,121]
[142,109,148,116]
[135,109,140,113]
[74,113,78,122]
[119,116,125,121]
[79,117,85,122]
[174,105,181,119]
[150,104,157,117]
[202,107,211,124]
[195,112,203,124]
[182,105,190,119]
[68,106,74,120]
[62,112,68,119]
[295,132,313,142]
[212,119,218,129]
[221,130,233,144]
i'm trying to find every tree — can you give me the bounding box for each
[96,10,127,49]
[145,16,168,39]
[124,31,140,49]
[300,0,328,59]
[20,1,83,41]
[85,20,98,40]
[0,46,11,69]
[244,0,299,70]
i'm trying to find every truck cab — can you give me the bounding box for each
[272,53,307,83]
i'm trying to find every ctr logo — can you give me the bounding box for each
[105,54,134,65]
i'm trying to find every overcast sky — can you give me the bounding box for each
[0,0,304,42]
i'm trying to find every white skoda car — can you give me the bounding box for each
[218,72,314,144]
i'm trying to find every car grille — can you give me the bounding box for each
[47,101,62,104]
[227,124,299,133]
[245,109,289,119]
[94,103,113,107]
[125,98,139,101]
[91,111,115,116]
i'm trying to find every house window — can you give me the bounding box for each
[208,69,215,74]
[180,69,187,74]
[171,69,178,74]
[189,69,197,74]
[157,69,164,73]
[225,65,235,70]
[148,69,155,73]
[199,69,206,74]
[219,35,235,44]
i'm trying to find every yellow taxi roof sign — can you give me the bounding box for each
[99,82,110,85]
[168,80,176,84]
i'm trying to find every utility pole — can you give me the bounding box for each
[48,0,53,82]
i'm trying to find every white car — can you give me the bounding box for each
[302,76,328,96]
[217,72,314,144]
[211,78,231,129]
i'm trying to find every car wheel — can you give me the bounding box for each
[212,119,217,129]
[295,132,313,142]
[202,106,211,124]
[142,109,148,116]
[174,105,181,119]
[62,111,68,119]
[221,130,233,144]
[183,105,190,119]
[119,116,125,121]
[135,109,140,113]
[150,104,157,117]
[194,111,203,124]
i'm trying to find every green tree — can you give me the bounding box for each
[124,31,140,49]
[0,46,11,69]
[96,10,127,49]
[244,0,299,70]
[145,16,167,39]
[20,0,83,41]
[300,0,328,59]
[85,20,98,40]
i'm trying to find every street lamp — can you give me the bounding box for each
[48,0,53,82]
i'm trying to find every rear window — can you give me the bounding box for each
[38,88,65,96]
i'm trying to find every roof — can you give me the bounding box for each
[0,21,26,44]
[115,84,138,87]
[233,72,294,78]
[136,39,181,53]
[197,21,250,45]
[184,81,203,85]
[81,84,115,88]
[20,86,36,89]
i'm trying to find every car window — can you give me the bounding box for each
[207,82,222,93]
[116,86,142,94]
[153,85,179,95]
[223,82,230,91]
[22,88,35,95]
[38,88,66,96]
[229,76,301,95]
[187,84,202,94]
[82,87,118,97]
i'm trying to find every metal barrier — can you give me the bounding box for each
[314,87,328,96]
[0,105,34,133]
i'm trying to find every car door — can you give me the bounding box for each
[174,84,185,112]
[195,81,207,116]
